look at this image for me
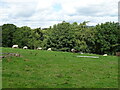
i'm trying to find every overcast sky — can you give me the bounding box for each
[0,0,119,28]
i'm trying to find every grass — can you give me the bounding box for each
[0,47,2,89]
[2,47,118,88]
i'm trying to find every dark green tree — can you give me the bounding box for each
[2,24,17,47]
[45,21,75,51]
[12,26,32,48]
[94,22,119,55]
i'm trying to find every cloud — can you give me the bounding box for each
[0,0,119,28]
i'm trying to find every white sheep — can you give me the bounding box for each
[103,54,107,56]
[47,48,52,51]
[23,46,28,49]
[37,47,42,50]
[71,49,75,52]
[12,45,18,48]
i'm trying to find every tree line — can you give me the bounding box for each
[1,21,120,55]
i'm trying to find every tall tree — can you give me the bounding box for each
[28,28,43,49]
[94,22,119,55]
[2,24,17,47]
[45,21,75,51]
[12,26,32,48]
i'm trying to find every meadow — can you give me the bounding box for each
[2,47,118,88]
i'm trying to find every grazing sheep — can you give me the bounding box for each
[71,49,75,52]
[71,49,78,53]
[12,45,18,48]
[47,48,52,51]
[23,46,28,49]
[37,47,42,50]
[103,54,107,56]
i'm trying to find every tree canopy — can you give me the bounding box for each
[2,21,120,55]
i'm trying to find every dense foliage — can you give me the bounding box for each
[2,21,120,55]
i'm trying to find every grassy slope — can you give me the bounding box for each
[0,47,2,89]
[2,48,118,88]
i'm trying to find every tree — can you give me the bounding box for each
[72,21,95,52]
[44,21,75,51]
[94,22,119,55]
[28,28,43,49]
[2,24,17,47]
[12,26,32,48]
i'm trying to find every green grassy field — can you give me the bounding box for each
[2,47,118,88]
